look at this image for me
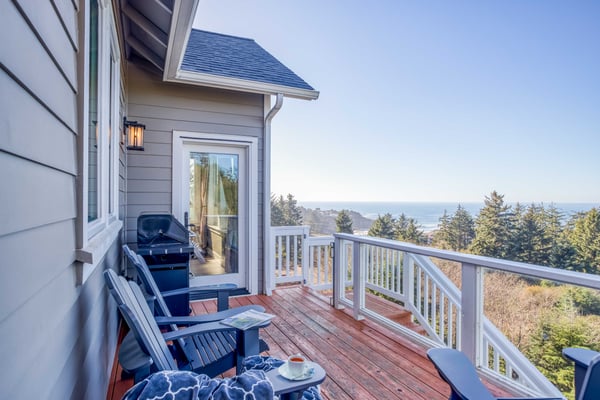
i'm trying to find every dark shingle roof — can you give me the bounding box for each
[181,29,315,92]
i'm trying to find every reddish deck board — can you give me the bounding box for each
[108,286,513,400]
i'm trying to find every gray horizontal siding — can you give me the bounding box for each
[0,0,77,132]
[51,0,79,50]
[0,152,76,236]
[0,219,75,322]
[0,69,77,174]
[125,63,266,247]
[14,0,78,89]
[125,64,268,293]
[0,2,120,400]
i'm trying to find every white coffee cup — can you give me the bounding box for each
[287,354,306,376]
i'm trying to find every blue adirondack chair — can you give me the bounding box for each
[119,245,269,381]
[562,347,600,400]
[104,269,270,383]
[426,348,564,400]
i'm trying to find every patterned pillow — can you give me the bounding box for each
[122,356,322,400]
[122,369,273,400]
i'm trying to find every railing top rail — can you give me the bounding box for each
[306,236,334,245]
[271,225,311,234]
[334,233,600,290]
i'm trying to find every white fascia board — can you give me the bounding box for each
[170,69,320,100]
[163,0,199,81]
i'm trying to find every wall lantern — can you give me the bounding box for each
[123,117,145,151]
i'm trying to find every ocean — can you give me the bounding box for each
[299,201,598,232]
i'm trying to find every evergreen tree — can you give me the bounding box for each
[335,209,354,233]
[512,204,547,265]
[433,210,452,249]
[406,219,425,244]
[368,213,396,239]
[270,194,286,226]
[396,214,425,244]
[470,191,514,259]
[270,193,303,226]
[283,193,303,225]
[448,205,475,251]
[568,208,600,274]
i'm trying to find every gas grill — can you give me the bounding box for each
[136,214,193,316]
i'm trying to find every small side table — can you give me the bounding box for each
[266,362,326,400]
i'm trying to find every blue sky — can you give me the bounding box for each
[193,1,600,204]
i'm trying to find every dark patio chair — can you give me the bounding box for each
[426,348,563,400]
[562,347,600,400]
[122,244,261,320]
[104,269,270,383]
[119,245,269,381]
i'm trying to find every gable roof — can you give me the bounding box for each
[174,30,319,100]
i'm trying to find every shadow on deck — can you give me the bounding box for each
[107,286,512,399]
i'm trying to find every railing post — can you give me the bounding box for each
[403,254,414,311]
[301,226,310,285]
[461,262,483,365]
[353,241,365,320]
[333,236,342,309]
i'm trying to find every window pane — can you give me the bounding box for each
[189,152,239,275]
[87,0,99,222]
[108,52,115,216]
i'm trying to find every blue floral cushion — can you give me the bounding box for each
[122,356,322,400]
[121,369,272,400]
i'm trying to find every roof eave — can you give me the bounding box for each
[163,0,200,81]
[169,70,320,100]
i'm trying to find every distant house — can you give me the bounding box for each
[0,1,317,398]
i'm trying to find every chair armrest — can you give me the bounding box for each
[161,319,270,341]
[161,283,238,311]
[563,347,599,367]
[154,305,265,325]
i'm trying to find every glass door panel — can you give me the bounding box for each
[184,144,246,287]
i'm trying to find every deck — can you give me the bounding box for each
[107,286,511,399]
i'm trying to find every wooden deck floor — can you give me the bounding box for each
[107,286,510,399]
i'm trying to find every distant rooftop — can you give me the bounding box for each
[181,29,316,93]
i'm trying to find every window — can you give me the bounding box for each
[88,0,99,222]
[77,0,122,283]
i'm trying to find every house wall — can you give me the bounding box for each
[125,63,266,292]
[0,2,121,399]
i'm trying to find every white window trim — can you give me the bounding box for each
[76,0,122,285]
[172,131,259,294]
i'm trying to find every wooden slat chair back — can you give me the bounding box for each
[104,269,266,378]
[105,269,177,370]
[123,245,174,319]
[123,244,237,316]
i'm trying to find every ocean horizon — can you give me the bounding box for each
[299,201,598,232]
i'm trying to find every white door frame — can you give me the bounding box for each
[172,131,259,294]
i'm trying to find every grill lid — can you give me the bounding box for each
[137,214,189,247]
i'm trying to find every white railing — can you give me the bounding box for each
[269,226,310,286]
[332,233,600,398]
[268,227,600,397]
[270,226,335,290]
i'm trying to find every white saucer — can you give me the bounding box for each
[278,361,316,381]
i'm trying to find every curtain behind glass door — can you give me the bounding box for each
[189,152,239,275]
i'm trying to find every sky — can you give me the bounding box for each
[193,1,600,204]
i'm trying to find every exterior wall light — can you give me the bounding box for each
[123,117,145,151]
